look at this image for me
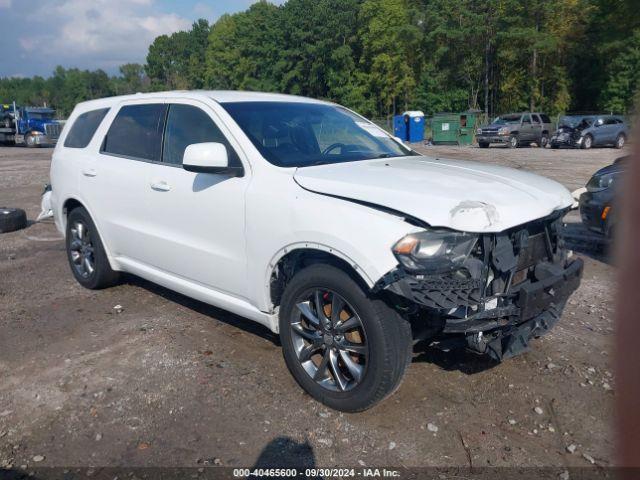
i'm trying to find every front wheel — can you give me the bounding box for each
[279,264,412,412]
[507,135,518,148]
[582,134,593,149]
[478,142,489,148]
[24,132,38,148]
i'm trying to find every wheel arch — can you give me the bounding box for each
[266,244,376,311]
[60,196,119,270]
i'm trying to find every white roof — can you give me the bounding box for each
[72,90,330,112]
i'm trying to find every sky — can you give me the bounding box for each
[0,0,285,78]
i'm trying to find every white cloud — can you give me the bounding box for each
[193,2,216,20]
[18,0,190,66]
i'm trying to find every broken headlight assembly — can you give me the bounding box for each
[392,230,478,273]
[498,127,510,136]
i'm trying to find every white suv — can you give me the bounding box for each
[50,91,583,411]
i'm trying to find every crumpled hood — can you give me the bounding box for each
[294,156,573,233]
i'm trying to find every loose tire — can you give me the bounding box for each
[279,264,412,412]
[582,134,593,150]
[65,207,119,289]
[615,134,626,149]
[0,207,27,233]
[478,142,489,148]
[507,135,518,148]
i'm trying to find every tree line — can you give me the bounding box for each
[1,0,638,119]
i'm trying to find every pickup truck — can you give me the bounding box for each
[477,112,553,148]
[0,103,63,147]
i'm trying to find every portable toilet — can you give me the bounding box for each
[393,115,408,141]
[393,111,424,142]
[404,111,425,143]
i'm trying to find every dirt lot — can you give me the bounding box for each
[0,144,626,470]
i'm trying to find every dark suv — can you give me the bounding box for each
[477,113,553,148]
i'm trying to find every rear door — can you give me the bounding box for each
[90,101,168,263]
[520,114,533,141]
[141,98,251,298]
[531,114,543,142]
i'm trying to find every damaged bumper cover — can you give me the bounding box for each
[375,211,583,361]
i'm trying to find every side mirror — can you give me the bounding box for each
[183,142,242,176]
[594,119,603,127]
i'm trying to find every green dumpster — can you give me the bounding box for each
[432,110,481,145]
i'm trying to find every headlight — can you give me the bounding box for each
[498,127,509,135]
[392,230,478,273]
[586,172,618,192]
[476,128,483,135]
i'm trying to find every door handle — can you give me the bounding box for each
[82,168,97,177]
[150,180,171,192]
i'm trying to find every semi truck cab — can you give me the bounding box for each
[0,104,62,147]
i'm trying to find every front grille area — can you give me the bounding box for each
[45,123,61,139]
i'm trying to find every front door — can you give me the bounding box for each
[142,99,250,299]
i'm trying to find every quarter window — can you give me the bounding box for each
[162,104,240,166]
[64,108,110,148]
[102,104,167,161]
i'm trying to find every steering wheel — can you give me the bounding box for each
[322,143,347,155]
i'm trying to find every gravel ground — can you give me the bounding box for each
[0,143,626,470]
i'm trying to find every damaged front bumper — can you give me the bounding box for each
[375,211,583,361]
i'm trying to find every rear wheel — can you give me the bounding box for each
[279,264,412,412]
[540,134,549,148]
[615,134,626,149]
[65,207,119,289]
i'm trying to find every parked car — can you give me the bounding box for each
[579,156,627,239]
[50,92,583,412]
[551,115,628,149]
[476,112,553,148]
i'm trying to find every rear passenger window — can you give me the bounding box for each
[162,104,240,166]
[102,104,167,161]
[540,114,551,123]
[64,108,109,148]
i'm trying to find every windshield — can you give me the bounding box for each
[221,101,416,167]
[492,114,521,125]
[27,111,55,120]
[560,115,593,128]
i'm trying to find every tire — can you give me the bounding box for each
[540,134,549,148]
[24,132,37,148]
[0,207,27,233]
[507,135,518,148]
[478,142,489,148]
[279,264,412,412]
[65,207,119,289]
[582,134,593,150]
[615,134,626,149]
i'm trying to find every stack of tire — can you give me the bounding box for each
[0,207,27,233]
